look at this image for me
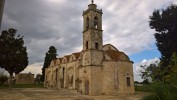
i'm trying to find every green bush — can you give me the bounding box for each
[0,75,8,85]
[13,83,44,88]
[135,85,153,92]
[142,85,177,100]
[143,95,156,100]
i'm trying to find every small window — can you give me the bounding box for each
[126,77,131,87]
[94,16,98,29]
[86,17,89,29]
[86,41,88,49]
[95,42,99,49]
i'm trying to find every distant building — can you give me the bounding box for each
[15,73,34,84]
[0,0,5,29]
[45,1,134,95]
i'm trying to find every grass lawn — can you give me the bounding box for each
[135,85,153,92]
[139,85,177,100]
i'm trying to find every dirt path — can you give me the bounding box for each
[0,88,150,100]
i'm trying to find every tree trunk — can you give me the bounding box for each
[9,73,13,90]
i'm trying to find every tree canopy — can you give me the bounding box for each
[149,4,177,69]
[0,70,8,85]
[41,46,57,81]
[0,28,28,74]
[0,28,28,89]
[142,4,177,100]
[167,53,177,85]
[140,61,162,83]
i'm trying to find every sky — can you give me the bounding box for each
[1,0,177,81]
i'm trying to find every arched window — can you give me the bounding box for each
[126,77,131,87]
[71,75,73,84]
[86,41,88,49]
[61,67,65,88]
[86,17,89,29]
[45,75,47,81]
[62,67,65,80]
[56,69,58,82]
[94,16,98,29]
[125,72,131,87]
[95,42,99,49]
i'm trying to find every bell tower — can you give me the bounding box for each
[83,0,103,51]
[81,0,104,95]
[82,0,103,66]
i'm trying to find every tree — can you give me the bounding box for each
[142,79,149,85]
[140,63,162,83]
[41,46,57,81]
[167,52,177,85]
[142,53,177,100]
[134,81,139,84]
[0,28,28,89]
[34,74,42,84]
[149,4,177,71]
[0,70,8,85]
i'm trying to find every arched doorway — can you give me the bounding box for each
[85,80,89,95]
[61,67,65,88]
[68,67,74,89]
[55,69,58,87]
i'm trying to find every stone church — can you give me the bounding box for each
[45,1,134,95]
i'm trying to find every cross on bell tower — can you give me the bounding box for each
[91,0,94,4]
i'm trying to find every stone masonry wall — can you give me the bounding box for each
[118,61,135,94]
[102,61,118,95]
[90,66,103,95]
[15,73,34,84]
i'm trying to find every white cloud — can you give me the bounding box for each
[2,0,177,64]
[47,0,64,4]
[0,68,9,76]
[1,0,177,79]
[21,63,43,76]
[0,63,42,77]
[102,0,177,55]
[2,14,20,28]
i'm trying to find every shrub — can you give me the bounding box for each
[0,75,8,85]
[142,85,177,100]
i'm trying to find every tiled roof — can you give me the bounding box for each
[57,58,62,61]
[103,44,119,51]
[53,59,57,65]
[64,55,71,61]
[104,47,123,61]
[72,52,81,59]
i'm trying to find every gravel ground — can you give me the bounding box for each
[0,88,150,100]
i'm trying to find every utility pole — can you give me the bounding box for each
[0,0,5,30]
